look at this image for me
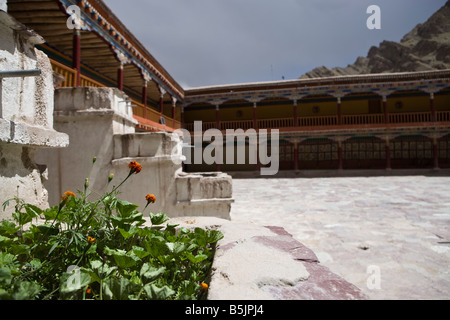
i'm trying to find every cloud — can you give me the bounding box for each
[103,0,447,88]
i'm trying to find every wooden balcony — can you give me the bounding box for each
[184,110,450,132]
[50,59,180,132]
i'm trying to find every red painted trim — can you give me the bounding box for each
[117,65,123,91]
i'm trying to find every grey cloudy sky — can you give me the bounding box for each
[103,0,447,89]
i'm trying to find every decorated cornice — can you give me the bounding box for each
[184,70,450,107]
[278,125,450,142]
[57,0,184,101]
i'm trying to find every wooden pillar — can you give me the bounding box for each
[117,64,124,91]
[181,105,185,129]
[172,98,176,129]
[338,140,343,170]
[385,137,392,170]
[293,141,299,171]
[337,97,342,125]
[215,104,220,130]
[142,81,148,119]
[293,100,298,127]
[72,29,81,87]
[253,102,258,130]
[433,136,439,169]
[430,92,436,122]
[383,95,389,123]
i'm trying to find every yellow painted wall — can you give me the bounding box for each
[184,92,450,123]
[257,103,293,119]
[435,93,450,111]
[386,95,429,113]
[341,99,369,115]
[220,106,253,121]
[184,108,216,123]
[299,100,336,116]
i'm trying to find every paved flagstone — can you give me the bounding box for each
[229,175,450,300]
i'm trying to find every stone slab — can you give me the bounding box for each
[169,217,367,300]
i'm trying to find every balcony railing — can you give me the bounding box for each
[184,110,450,132]
[50,58,180,131]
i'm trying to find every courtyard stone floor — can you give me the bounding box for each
[229,174,450,300]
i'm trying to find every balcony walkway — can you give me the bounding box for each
[184,111,450,133]
[50,58,181,132]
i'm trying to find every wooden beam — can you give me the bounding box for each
[8,2,59,11]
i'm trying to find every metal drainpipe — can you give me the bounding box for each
[0,69,41,78]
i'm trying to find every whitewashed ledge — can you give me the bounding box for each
[165,217,368,300]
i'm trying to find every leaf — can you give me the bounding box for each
[36,224,59,236]
[194,228,207,247]
[206,230,224,244]
[89,260,117,280]
[165,242,188,255]
[118,225,138,239]
[185,252,208,264]
[11,281,41,300]
[143,283,175,300]
[10,244,30,255]
[150,212,169,226]
[23,204,42,219]
[0,267,12,286]
[0,235,13,248]
[104,247,140,269]
[102,277,135,300]
[144,238,167,258]
[42,206,59,220]
[115,200,139,218]
[60,269,91,294]
[132,246,150,259]
[140,263,166,283]
[0,220,19,235]
[12,211,33,226]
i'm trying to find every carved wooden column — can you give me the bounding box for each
[383,136,392,170]
[142,81,148,118]
[293,100,298,127]
[140,71,151,119]
[215,104,220,130]
[433,136,439,169]
[72,29,81,87]
[172,97,177,129]
[430,92,436,122]
[181,104,185,129]
[117,63,124,91]
[253,102,258,130]
[382,95,389,124]
[337,96,342,125]
[158,86,167,117]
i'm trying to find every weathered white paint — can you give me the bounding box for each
[0,0,6,13]
[36,87,233,219]
[0,11,69,220]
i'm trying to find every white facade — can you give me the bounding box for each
[0,9,69,220]
[36,87,233,219]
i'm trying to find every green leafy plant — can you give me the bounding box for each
[0,159,222,300]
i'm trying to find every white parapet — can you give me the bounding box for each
[0,11,69,220]
[37,86,233,219]
[0,0,6,13]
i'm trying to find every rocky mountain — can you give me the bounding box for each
[300,1,450,79]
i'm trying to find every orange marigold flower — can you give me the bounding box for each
[61,191,76,202]
[200,282,208,290]
[128,161,142,174]
[86,285,92,294]
[87,236,96,244]
[145,194,156,204]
